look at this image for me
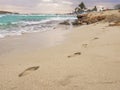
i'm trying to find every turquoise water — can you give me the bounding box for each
[0,14,76,38]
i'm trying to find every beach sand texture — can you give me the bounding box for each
[0,10,120,90]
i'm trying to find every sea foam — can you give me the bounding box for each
[0,14,76,38]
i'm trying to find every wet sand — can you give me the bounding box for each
[0,25,71,55]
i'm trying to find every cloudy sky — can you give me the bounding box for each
[0,0,119,14]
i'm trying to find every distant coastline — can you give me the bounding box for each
[0,11,19,14]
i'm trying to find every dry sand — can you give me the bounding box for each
[0,11,120,90]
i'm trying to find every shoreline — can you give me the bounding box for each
[0,14,76,39]
[0,24,72,55]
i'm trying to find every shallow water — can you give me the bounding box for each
[0,14,76,38]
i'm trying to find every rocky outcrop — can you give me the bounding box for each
[60,10,120,26]
[76,13,106,25]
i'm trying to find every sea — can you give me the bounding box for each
[0,14,76,38]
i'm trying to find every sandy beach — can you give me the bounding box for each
[0,10,120,90]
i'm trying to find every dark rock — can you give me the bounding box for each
[59,20,70,25]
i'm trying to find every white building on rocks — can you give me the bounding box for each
[97,6,106,12]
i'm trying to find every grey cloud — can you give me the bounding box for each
[0,0,119,13]
[0,0,40,7]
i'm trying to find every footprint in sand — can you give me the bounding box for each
[19,66,39,77]
[82,44,88,48]
[68,52,81,58]
[58,75,74,86]
[93,37,99,40]
[102,28,105,29]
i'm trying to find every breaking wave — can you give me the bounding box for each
[0,14,76,38]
